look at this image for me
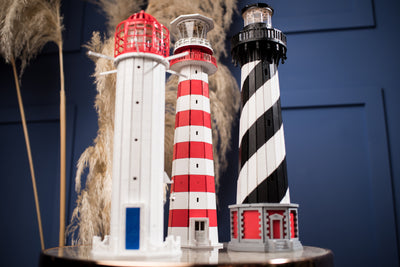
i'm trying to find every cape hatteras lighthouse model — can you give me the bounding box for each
[167,14,222,249]
[91,11,181,259]
[228,3,302,252]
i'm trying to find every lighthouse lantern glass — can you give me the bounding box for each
[177,20,208,39]
[243,6,273,28]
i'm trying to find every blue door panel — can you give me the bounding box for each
[125,207,140,250]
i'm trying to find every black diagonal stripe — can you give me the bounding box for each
[243,158,288,204]
[239,98,283,169]
[241,61,277,109]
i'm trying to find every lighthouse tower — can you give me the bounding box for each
[228,4,302,252]
[91,11,180,258]
[167,14,221,249]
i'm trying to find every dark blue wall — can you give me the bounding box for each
[0,0,399,266]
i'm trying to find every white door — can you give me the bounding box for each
[194,219,209,245]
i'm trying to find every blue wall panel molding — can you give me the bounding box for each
[0,105,76,266]
[234,0,376,34]
[281,87,398,267]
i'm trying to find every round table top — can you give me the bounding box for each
[40,245,333,267]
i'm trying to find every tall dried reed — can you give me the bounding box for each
[0,0,65,249]
[69,0,239,244]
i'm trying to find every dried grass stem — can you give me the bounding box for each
[11,57,45,250]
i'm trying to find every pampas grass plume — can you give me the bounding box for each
[0,0,63,76]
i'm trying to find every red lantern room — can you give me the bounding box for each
[114,10,170,58]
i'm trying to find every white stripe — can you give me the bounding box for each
[173,126,213,144]
[172,158,214,176]
[169,192,189,210]
[175,95,210,113]
[169,192,217,210]
[237,126,286,204]
[240,60,260,89]
[280,188,291,204]
[239,72,280,146]
[178,65,209,83]
[190,192,216,210]
[256,139,267,186]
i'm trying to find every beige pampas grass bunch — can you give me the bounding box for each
[0,0,63,76]
[69,0,239,245]
[0,0,65,249]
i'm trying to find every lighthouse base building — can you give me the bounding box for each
[228,203,302,252]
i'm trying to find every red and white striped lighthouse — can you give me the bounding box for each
[167,14,221,249]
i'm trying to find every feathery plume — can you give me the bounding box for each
[67,33,122,244]
[1,0,63,76]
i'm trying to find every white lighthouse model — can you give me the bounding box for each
[167,14,221,249]
[91,11,180,259]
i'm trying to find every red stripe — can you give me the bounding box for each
[172,175,189,192]
[175,110,211,128]
[169,209,188,227]
[173,142,213,160]
[169,209,217,227]
[172,175,215,193]
[177,80,209,98]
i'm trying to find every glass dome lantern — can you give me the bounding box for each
[170,14,214,53]
[242,3,274,28]
[176,19,209,39]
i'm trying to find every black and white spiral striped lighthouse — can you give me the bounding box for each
[228,3,302,252]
